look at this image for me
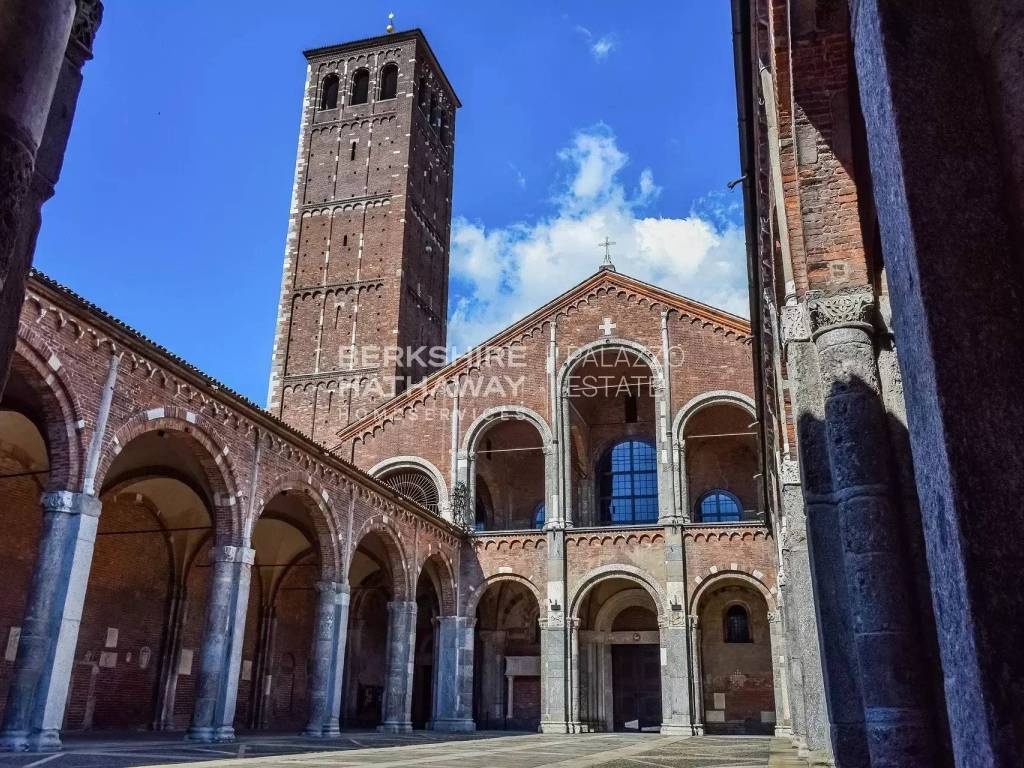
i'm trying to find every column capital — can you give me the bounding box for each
[780,302,811,344]
[40,490,101,517]
[806,286,875,339]
[209,544,255,565]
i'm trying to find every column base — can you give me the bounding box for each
[774,725,794,737]
[377,721,412,734]
[185,726,236,743]
[0,730,29,752]
[430,718,476,733]
[658,723,694,736]
[26,730,62,752]
[539,719,570,733]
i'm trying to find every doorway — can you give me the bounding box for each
[611,645,661,731]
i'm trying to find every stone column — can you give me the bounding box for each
[687,616,703,735]
[304,581,349,737]
[807,290,937,765]
[431,616,475,731]
[539,524,568,733]
[0,491,100,751]
[187,544,254,742]
[0,0,76,394]
[852,2,1024,762]
[658,612,691,735]
[378,600,415,733]
[767,609,792,737]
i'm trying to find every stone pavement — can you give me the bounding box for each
[0,732,807,768]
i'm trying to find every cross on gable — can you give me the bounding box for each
[599,317,616,336]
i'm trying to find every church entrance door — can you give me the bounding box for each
[611,644,661,731]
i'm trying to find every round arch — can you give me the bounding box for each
[96,410,242,541]
[9,334,85,492]
[460,405,553,454]
[255,472,342,582]
[465,573,543,619]
[347,514,411,601]
[689,569,776,615]
[592,587,659,632]
[569,564,668,620]
[416,552,457,616]
[556,337,665,394]
[672,390,756,443]
[369,456,450,518]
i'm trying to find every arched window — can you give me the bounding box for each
[532,502,545,530]
[379,469,439,515]
[697,490,741,523]
[724,604,751,643]
[379,63,398,100]
[597,440,658,524]
[350,69,370,105]
[320,73,339,110]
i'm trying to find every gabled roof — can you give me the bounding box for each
[333,269,751,445]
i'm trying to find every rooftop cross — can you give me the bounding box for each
[598,237,617,272]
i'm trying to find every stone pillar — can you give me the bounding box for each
[852,1,1024,762]
[687,616,703,735]
[378,600,415,733]
[431,616,475,731]
[304,581,348,737]
[0,491,100,751]
[187,544,254,742]
[807,290,937,765]
[767,609,792,737]
[778,459,832,765]
[539,524,568,733]
[0,0,76,394]
[658,614,691,735]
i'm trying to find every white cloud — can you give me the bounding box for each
[448,125,749,353]
[574,25,618,61]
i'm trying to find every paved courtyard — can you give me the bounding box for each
[0,732,804,768]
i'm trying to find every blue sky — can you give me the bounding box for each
[35,1,745,405]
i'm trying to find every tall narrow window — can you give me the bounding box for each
[532,503,545,530]
[725,605,751,643]
[429,95,438,127]
[350,141,357,161]
[350,69,370,105]
[624,393,638,423]
[320,74,339,110]
[379,63,398,100]
[597,440,658,524]
[697,490,741,523]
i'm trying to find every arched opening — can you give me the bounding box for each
[0,360,59,724]
[473,580,540,730]
[378,63,398,100]
[410,559,444,729]
[66,426,225,733]
[342,531,398,728]
[696,579,775,734]
[470,416,546,531]
[319,73,339,110]
[236,491,324,731]
[350,69,370,106]
[682,401,759,522]
[565,346,659,526]
[575,578,662,732]
[379,467,440,515]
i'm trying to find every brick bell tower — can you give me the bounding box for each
[267,28,459,442]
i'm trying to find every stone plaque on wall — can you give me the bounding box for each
[5,627,20,662]
[99,651,117,668]
[105,627,119,648]
[178,648,194,676]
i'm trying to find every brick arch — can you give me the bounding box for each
[255,471,342,582]
[9,331,84,492]
[416,552,456,616]
[689,568,777,614]
[348,512,411,601]
[464,573,543,619]
[569,564,668,619]
[556,337,666,394]
[672,390,756,443]
[96,408,242,543]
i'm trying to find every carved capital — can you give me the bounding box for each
[780,303,811,344]
[70,0,104,58]
[807,287,875,338]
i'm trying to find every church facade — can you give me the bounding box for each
[0,27,794,752]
